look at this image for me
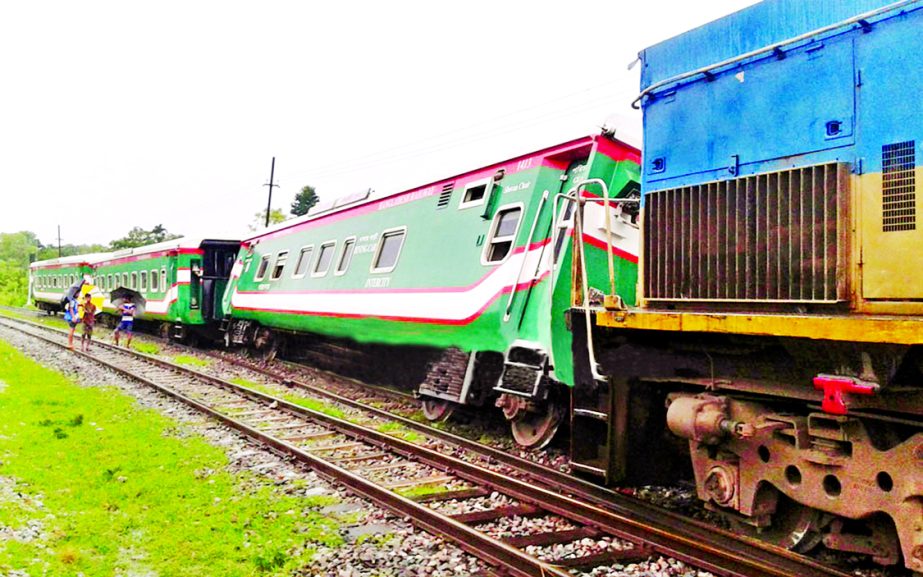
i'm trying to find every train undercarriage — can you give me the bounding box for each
[575,317,923,572]
[223,320,567,449]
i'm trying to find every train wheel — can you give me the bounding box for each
[497,394,563,449]
[510,405,562,449]
[421,398,455,422]
[729,495,827,553]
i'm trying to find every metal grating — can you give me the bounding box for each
[882,141,916,232]
[644,162,848,303]
[436,183,454,209]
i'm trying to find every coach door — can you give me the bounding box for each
[189,258,202,310]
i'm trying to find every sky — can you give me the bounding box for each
[0,0,758,248]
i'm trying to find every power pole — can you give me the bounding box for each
[57,225,62,257]
[264,157,279,227]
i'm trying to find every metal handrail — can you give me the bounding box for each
[503,190,548,322]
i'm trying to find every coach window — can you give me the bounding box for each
[483,204,523,265]
[335,237,356,275]
[150,269,159,292]
[270,251,288,280]
[121,272,128,288]
[313,241,336,277]
[140,271,148,292]
[371,227,406,274]
[107,274,113,290]
[254,255,271,281]
[458,179,489,209]
[292,246,314,279]
[130,272,138,289]
[161,268,167,291]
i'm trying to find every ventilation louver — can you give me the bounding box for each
[436,184,454,209]
[882,141,916,232]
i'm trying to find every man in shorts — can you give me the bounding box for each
[113,297,136,347]
[80,293,97,351]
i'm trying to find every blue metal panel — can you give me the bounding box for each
[854,9,923,173]
[640,0,896,90]
[643,35,856,189]
[640,1,923,194]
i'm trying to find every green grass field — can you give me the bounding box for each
[0,339,344,576]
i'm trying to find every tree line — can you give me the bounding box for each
[0,226,182,306]
[0,185,321,307]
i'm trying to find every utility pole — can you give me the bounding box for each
[57,225,62,257]
[263,157,279,227]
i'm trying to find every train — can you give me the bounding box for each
[220,134,641,448]
[31,238,240,340]
[26,0,923,570]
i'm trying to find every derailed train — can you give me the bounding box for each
[28,0,923,570]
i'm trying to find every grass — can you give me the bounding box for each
[238,381,350,421]
[233,379,426,443]
[172,354,211,367]
[395,483,455,499]
[0,339,344,576]
[131,341,160,355]
[230,377,265,389]
[375,421,424,443]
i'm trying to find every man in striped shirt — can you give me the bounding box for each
[113,298,136,347]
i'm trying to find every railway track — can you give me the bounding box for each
[0,315,852,577]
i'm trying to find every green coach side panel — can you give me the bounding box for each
[30,254,105,309]
[94,239,209,325]
[225,134,642,387]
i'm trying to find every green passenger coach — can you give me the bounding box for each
[94,238,239,340]
[223,133,642,447]
[30,254,104,313]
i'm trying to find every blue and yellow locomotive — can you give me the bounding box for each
[578,0,923,570]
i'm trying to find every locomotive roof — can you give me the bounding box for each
[244,132,640,244]
[639,0,906,91]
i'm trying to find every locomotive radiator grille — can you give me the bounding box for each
[644,163,848,303]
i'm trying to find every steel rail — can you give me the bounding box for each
[0,317,570,577]
[199,350,848,577]
[0,316,850,577]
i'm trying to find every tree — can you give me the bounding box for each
[249,209,286,232]
[110,225,182,250]
[0,231,40,267]
[290,185,319,217]
[0,231,40,306]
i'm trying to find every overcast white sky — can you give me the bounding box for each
[1,0,758,247]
